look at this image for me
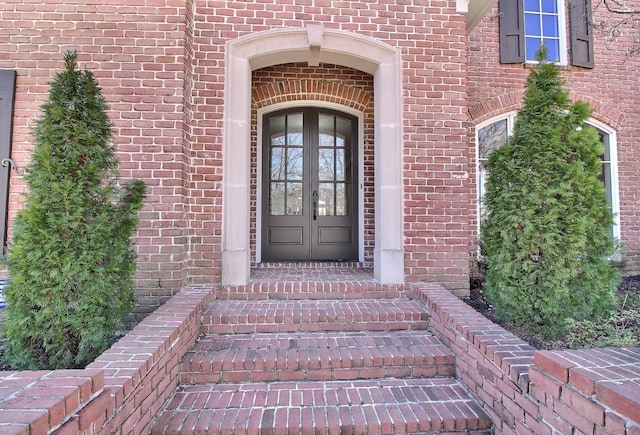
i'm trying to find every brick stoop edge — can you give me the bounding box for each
[1,283,638,434]
[413,283,640,435]
[0,285,215,434]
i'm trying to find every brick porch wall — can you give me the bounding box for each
[414,283,640,435]
[0,285,214,434]
[1,284,638,433]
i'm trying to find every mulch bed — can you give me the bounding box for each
[464,275,640,350]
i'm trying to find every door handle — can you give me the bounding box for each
[312,190,318,220]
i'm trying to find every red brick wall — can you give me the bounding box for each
[0,1,190,319]
[0,0,475,314]
[467,3,640,275]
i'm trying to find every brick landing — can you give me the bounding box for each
[218,263,405,300]
[152,264,492,434]
[154,378,490,434]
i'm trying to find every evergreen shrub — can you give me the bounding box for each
[3,51,146,369]
[480,47,619,338]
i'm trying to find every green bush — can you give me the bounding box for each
[480,47,619,339]
[3,51,146,369]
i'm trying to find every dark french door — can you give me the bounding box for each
[261,108,358,261]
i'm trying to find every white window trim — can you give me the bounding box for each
[475,112,620,241]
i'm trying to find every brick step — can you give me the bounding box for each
[200,299,430,334]
[179,330,455,384]
[219,266,405,300]
[151,378,492,434]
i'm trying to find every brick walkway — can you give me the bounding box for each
[151,265,492,434]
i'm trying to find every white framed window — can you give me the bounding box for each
[524,0,567,64]
[476,113,620,240]
[499,0,594,68]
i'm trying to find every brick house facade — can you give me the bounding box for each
[0,0,638,318]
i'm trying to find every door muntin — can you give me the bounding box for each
[262,108,358,261]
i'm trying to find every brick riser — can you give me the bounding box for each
[179,330,456,384]
[200,299,429,334]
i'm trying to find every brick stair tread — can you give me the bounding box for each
[152,378,492,434]
[180,330,455,383]
[201,298,430,334]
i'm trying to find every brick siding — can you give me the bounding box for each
[0,0,638,317]
[467,3,640,275]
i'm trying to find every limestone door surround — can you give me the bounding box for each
[222,25,404,286]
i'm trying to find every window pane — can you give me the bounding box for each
[526,37,543,61]
[524,0,540,12]
[478,119,508,159]
[542,15,559,37]
[525,13,542,36]
[543,39,560,62]
[270,182,285,215]
[541,0,557,13]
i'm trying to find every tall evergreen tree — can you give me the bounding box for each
[3,51,145,369]
[480,47,619,338]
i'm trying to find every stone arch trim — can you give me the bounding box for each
[252,79,371,112]
[222,25,404,286]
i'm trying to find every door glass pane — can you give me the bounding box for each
[270,147,285,180]
[287,147,303,180]
[335,183,347,216]
[336,117,350,147]
[270,182,285,215]
[318,148,334,181]
[478,119,508,159]
[287,182,303,215]
[335,149,345,181]
[269,116,286,145]
[318,183,334,216]
[287,113,303,146]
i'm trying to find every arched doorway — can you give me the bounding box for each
[222,25,404,286]
[261,107,359,262]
